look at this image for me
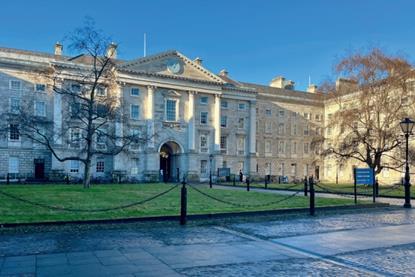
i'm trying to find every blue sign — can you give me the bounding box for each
[355,168,375,185]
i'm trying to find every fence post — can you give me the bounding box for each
[309,176,315,216]
[304,176,308,196]
[265,175,268,189]
[180,178,187,225]
[246,177,250,191]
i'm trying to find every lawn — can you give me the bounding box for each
[219,181,406,198]
[0,183,358,224]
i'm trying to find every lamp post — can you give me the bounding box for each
[209,154,213,188]
[400,117,415,208]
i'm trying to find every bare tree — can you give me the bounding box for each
[2,21,146,188]
[322,48,415,176]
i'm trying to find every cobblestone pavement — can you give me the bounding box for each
[1,207,415,276]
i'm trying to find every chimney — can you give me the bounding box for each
[270,76,295,90]
[335,78,357,92]
[106,42,117,59]
[54,42,63,56]
[219,69,228,77]
[194,57,203,65]
[307,84,318,93]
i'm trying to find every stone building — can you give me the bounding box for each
[2,43,399,184]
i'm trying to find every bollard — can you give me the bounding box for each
[180,178,187,225]
[309,176,315,216]
[304,176,308,196]
[246,177,250,191]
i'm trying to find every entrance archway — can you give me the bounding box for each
[159,141,182,182]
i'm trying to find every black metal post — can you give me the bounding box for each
[209,172,212,188]
[304,176,308,196]
[371,168,376,203]
[309,176,315,216]
[233,174,236,186]
[265,175,268,189]
[180,178,187,225]
[375,178,379,197]
[6,173,9,185]
[246,177,250,191]
[353,168,357,204]
[404,133,411,208]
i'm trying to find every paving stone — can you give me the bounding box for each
[98,255,131,266]
[36,264,72,277]
[36,253,68,266]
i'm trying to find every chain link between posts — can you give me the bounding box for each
[0,184,179,212]
[188,184,302,208]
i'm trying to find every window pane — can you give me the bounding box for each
[131,105,139,119]
[166,100,177,121]
[35,83,46,92]
[131,87,140,96]
[9,124,19,140]
[200,112,208,124]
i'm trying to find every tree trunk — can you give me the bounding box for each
[83,160,92,188]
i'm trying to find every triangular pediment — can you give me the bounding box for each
[118,50,223,83]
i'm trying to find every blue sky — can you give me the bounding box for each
[1,0,414,90]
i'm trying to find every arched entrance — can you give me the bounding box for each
[159,141,182,182]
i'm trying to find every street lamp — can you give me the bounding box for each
[400,117,415,208]
[209,154,214,188]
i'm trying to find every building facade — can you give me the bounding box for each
[0,44,403,184]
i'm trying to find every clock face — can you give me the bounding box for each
[166,59,181,74]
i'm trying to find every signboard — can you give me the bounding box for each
[217,168,230,177]
[354,168,375,185]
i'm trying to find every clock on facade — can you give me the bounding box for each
[166,59,181,74]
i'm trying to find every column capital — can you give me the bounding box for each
[187,90,198,95]
[147,85,157,90]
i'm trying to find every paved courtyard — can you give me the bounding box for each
[1,207,415,276]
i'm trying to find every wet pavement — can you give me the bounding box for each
[1,207,415,276]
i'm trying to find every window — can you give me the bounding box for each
[8,157,19,174]
[304,164,309,176]
[265,121,272,133]
[303,125,309,136]
[96,130,107,150]
[292,141,297,154]
[35,83,46,92]
[96,86,106,96]
[70,160,79,173]
[327,113,333,121]
[315,114,321,121]
[96,160,105,173]
[200,112,208,125]
[131,87,140,96]
[292,124,297,136]
[130,105,140,120]
[69,128,80,149]
[200,96,208,105]
[280,162,285,175]
[10,80,21,90]
[165,99,177,121]
[221,101,228,109]
[220,116,227,128]
[278,123,285,135]
[10,98,20,114]
[265,109,272,116]
[278,141,285,154]
[200,160,208,174]
[70,103,81,118]
[35,101,46,117]
[303,112,309,120]
[71,84,81,93]
[304,142,309,154]
[265,140,271,155]
[130,128,141,151]
[9,124,19,141]
[238,103,246,110]
[220,136,227,154]
[200,134,208,153]
[237,137,245,155]
[238,118,245,129]
[279,110,285,117]
[96,104,108,117]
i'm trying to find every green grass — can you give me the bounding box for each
[0,183,358,224]
[219,181,406,197]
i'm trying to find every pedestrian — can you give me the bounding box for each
[239,170,243,182]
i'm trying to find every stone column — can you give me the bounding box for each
[146,86,155,148]
[187,91,195,151]
[249,100,257,177]
[213,94,221,152]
